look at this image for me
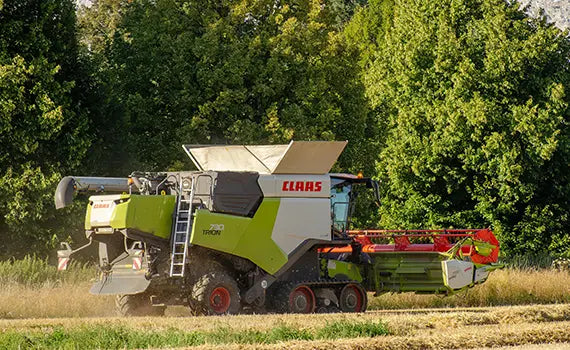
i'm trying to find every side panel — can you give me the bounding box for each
[190,199,288,274]
[258,174,330,198]
[367,252,449,293]
[114,195,176,239]
[86,194,176,239]
[325,260,363,282]
[271,198,332,255]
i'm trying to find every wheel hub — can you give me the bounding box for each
[210,287,231,313]
[293,294,308,310]
[345,293,357,308]
[288,285,315,313]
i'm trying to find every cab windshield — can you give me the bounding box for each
[330,180,352,233]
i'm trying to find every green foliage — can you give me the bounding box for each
[0,320,390,349]
[100,0,375,173]
[0,255,94,287]
[350,0,570,256]
[2,0,569,260]
[0,0,91,257]
[316,319,390,338]
[78,0,128,54]
[502,252,555,269]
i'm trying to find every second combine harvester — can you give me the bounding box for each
[55,141,501,315]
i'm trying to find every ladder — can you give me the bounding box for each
[169,177,195,277]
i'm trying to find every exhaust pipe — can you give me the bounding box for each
[54,176,132,209]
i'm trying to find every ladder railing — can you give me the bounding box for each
[169,176,196,277]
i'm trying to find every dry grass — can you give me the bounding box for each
[197,321,570,350]
[1,304,568,333]
[472,344,570,350]
[1,260,568,349]
[369,268,570,309]
[0,283,114,319]
[0,268,569,319]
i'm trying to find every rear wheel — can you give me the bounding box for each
[271,283,316,313]
[339,283,367,313]
[115,293,165,316]
[190,269,241,315]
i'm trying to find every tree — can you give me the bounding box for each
[76,0,132,175]
[0,0,91,257]
[102,0,376,173]
[351,0,570,256]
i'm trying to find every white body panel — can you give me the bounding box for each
[474,266,490,283]
[271,198,332,255]
[89,195,122,227]
[258,174,330,198]
[442,260,474,290]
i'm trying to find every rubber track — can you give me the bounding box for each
[268,279,362,313]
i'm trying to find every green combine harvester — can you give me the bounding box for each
[55,141,501,315]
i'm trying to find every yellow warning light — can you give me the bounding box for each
[128,177,134,185]
[357,172,364,179]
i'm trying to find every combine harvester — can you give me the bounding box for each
[55,141,500,315]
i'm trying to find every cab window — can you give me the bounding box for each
[331,181,352,233]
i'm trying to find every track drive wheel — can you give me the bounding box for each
[271,283,316,313]
[190,268,241,315]
[339,283,367,313]
[115,293,165,317]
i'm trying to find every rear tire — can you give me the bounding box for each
[270,283,316,313]
[339,283,367,313]
[115,293,165,317]
[190,268,241,315]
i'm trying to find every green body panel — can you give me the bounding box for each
[323,259,363,282]
[190,198,287,274]
[366,252,450,294]
[85,203,92,230]
[86,194,176,239]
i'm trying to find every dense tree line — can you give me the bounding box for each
[348,0,570,256]
[0,0,92,255]
[0,0,568,259]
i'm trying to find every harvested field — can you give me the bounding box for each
[0,304,569,349]
[1,268,569,319]
[1,262,569,349]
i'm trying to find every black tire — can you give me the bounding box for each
[269,282,316,314]
[115,293,166,317]
[316,305,340,313]
[190,268,241,316]
[338,283,367,313]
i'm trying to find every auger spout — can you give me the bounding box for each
[54,176,131,209]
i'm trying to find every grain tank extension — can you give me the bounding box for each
[55,141,501,315]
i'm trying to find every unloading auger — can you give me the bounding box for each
[55,141,501,315]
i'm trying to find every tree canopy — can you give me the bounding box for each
[99,0,375,173]
[0,0,92,256]
[0,0,569,259]
[349,0,570,256]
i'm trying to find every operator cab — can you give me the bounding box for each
[330,174,380,238]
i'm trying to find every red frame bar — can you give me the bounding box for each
[323,228,498,264]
